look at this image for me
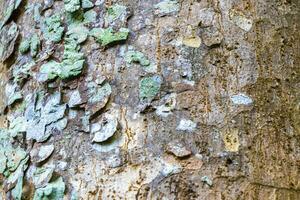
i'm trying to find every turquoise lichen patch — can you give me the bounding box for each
[105,4,127,25]
[33,177,65,200]
[66,23,89,44]
[139,75,161,101]
[154,0,180,16]
[124,50,150,66]
[42,14,64,43]
[64,0,81,13]
[82,0,94,9]
[90,27,129,46]
[84,10,97,23]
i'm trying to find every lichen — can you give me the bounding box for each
[229,9,253,32]
[230,93,253,105]
[42,14,64,43]
[81,0,94,9]
[154,0,180,16]
[105,4,127,25]
[64,0,81,13]
[19,39,30,54]
[30,33,40,57]
[139,76,161,101]
[176,119,197,132]
[83,10,97,23]
[0,0,22,29]
[40,38,85,81]
[124,50,150,66]
[33,177,65,200]
[0,22,19,62]
[66,23,89,44]
[90,27,129,46]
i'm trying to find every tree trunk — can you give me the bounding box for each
[0,0,299,199]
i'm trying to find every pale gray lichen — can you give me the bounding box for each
[33,177,65,200]
[8,116,27,137]
[139,75,161,101]
[30,144,54,163]
[104,4,128,25]
[5,83,22,106]
[87,81,112,115]
[154,0,180,16]
[42,14,64,43]
[25,92,67,142]
[229,9,253,32]
[12,61,35,85]
[230,93,253,105]
[155,93,177,117]
[0,0,22,29]
[92,116,118,143]
[32,165,55,188]
[0,22,19,62]
[124,50,150,66]
[90,27,130,46]
[166,141,191,158]
[66,23,89,44]
[82,0,94,9]
[176,119,197,132]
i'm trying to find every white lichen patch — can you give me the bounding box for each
[230,93,253,105]
[176,119,197,132]
[154,0,180,16]
[229,9,253,32]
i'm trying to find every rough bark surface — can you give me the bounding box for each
[0,0,299,199]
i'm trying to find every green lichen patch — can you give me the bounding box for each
[8,116,27,137]
[105,4,128,25]
[19,34,40,57]
[154,0,180,16]
[30,34,40,57]
[90,27,129,46]
[33,177,65,200]
[40,38,85,81]
[124,50,150,66]
[64,0,81,13]
[19,39,30,54]
[42,14,64,43]
[40,60,60,81]
[139,75,161,101]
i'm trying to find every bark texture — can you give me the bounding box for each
[0,0,299,199]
